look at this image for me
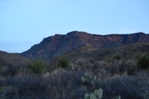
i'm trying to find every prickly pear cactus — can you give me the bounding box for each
[81,73,121,99]
[81,77,86,83]
[84,93,90,99]
[90,93,97,99]
[83,88,103,99]
[113,95,121,99]
[85,72,91,78]
[81,72,99,85]
[94,88,103,99]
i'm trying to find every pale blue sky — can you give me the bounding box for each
[0,0,149,53]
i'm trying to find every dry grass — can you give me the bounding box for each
[1,66,149,99]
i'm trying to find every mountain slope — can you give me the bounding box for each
[0,50,29,66]
[53,42,149,75]
[21,31,149,60]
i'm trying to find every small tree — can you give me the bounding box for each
[30,60,45,74]
[58,57,69,69]
[137,55,149,69]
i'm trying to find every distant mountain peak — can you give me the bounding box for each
[67,31,89,35]
[21,31,149,61]
[67,31,79,34]
[130,32,145,35]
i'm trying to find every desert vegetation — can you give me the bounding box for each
[137,55,149,69]
[30,60,45,74]
[58,57,69,69]
[0,43,149,99]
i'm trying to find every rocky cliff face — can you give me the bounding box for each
[21,31,149,60]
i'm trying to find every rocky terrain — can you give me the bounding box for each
[21,31,149,61]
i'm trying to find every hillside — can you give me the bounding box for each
[0,50,29,66]
[0,51,30,77]
[52,42,149,74]
[21,31,149,61]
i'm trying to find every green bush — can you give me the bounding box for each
[30,60,45,74]
[114,54,121,60]
[58,57,69,68]
[137,55,149,69]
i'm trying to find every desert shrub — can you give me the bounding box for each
[1,65,26,77]
[80,71,149,99]
[1,76,51,99]
[137,55,149,69]
[1,70,149,99]
[1,70,84,99]
[90,60,94,64]
[5,65,18,76]
[101,73,149,99]
[114,54,121,60]
[30,60,45,74]
[58,57,69,68]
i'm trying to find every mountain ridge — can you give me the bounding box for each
[21,31,149,61]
